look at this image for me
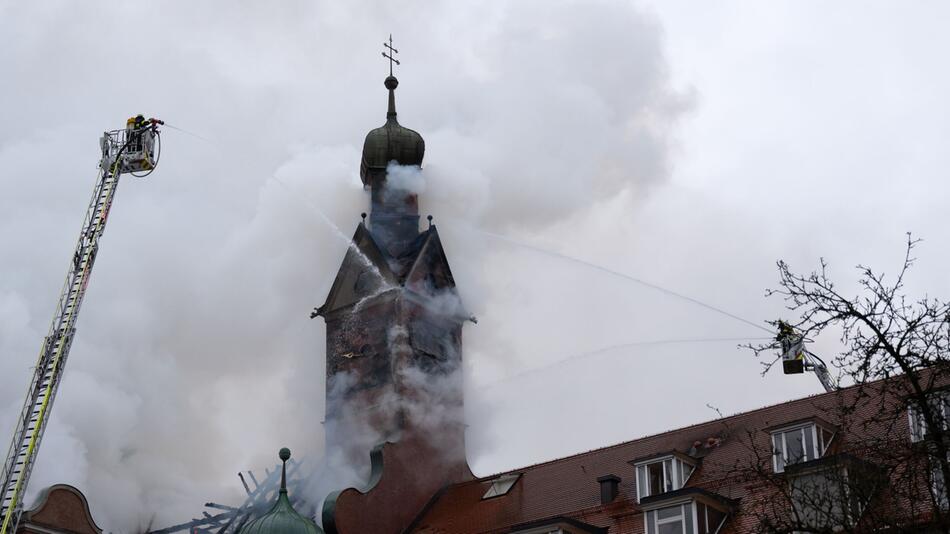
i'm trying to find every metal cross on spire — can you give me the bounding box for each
[382,34,400,76]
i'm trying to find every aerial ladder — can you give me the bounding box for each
[776,320,836,393]
[0,116,163,534]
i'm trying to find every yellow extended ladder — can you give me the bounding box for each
[0,121,160,533]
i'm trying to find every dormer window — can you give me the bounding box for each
[771,421,835,473]
[633,454,696,502]
[785,453,881,531]
[646,502,691,534]
[640,489,733,534]
[932,455,949,510]
[908,390,950,442]
[482,474,519,499]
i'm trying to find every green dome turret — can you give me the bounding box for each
[360,75,425,186]
[239,448,322,534]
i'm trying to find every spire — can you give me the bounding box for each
[360,35,426,256]
[360,34,424,186]
[385,76,398,121]
[382,35,400,121]
[279,447,290,493]
[238,448,322,534]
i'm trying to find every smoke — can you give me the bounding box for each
[383,162,426,195]
[0,1,686,529]
[309,308,467,521]
[5,1,947,532]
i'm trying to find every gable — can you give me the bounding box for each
[318,224,397,317]
[20,484,102,534]
[404,227,458,296]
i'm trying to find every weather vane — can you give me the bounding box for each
[382,34,400,76]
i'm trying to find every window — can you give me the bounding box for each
[482,474,519,499]
[932,456,949,509]
[786,457,878,532]
[790,470,852,530]
[635,456,695,501]
[909,391,950,442]
[644,502,727,534]
[771,423,834,473]
[410,321,447,355]
[696,502,727,534]
[645,503,692,534]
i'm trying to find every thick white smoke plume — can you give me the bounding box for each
[0,3,686,528]
[384,162,426,196]
[307,311,467,519]
[4,1,950,531]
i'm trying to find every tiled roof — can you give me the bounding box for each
[409,372,939,533]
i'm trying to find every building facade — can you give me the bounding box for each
[406,373,949,533]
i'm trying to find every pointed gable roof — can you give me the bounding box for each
[316,224,467,321]
[316,223,397,318]
[404,226,457,294]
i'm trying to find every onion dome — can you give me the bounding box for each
[240,448,322,534]
[360,75,425,185]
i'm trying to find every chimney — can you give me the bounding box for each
[597,474,621,505]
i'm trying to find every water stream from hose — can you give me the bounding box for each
[475,335,775,390]
[272,177,388,285]
[441,222,774,335]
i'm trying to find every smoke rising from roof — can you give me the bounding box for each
[3,1,950,531]
[383,162,426,196]
[0,2,685,528]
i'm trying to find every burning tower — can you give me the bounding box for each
[312,57,473,532]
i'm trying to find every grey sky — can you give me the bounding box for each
[1,1,948,530]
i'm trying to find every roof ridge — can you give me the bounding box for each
[474,375,883,478]
[403,226,436,281]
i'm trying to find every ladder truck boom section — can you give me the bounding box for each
[0,117,163,534]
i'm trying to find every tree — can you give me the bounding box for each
[739,234,950,532]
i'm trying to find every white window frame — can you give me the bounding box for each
[771,423,834,473]
[696,501,729,534]
[482,473,520,499]
[787,457,885,532]
[644,502,689,534]
[932,454,950,510]
[635,455,696,502]
[643,500,728,534]
[657,505,685,529]
[910,404,926,442]
[909,391,950,443]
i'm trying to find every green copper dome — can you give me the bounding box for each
[360,75,425,185]
[240,448,322,534]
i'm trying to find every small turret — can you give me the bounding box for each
[360,75,425,185]
[360,73,426,256]
[239,448,322,534]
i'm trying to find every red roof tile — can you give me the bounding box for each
[409,371,945,533]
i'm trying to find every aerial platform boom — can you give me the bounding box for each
[0,117,162,534]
